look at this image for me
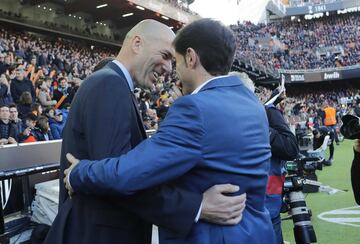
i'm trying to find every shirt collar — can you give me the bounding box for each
[191,75,230,95]
[112,60,134,92]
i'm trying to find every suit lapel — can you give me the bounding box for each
[106,62,147,140]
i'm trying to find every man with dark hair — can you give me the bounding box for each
[265,103,299,244]
[65,18,275,243]
[53,77,70,108]
[46,19,245,244]
[10,67,36,103]
[19,113,38,143]
[173,19,235,79]
[9,103,22,136]
[33,115,53,141]
[0,104,17,145]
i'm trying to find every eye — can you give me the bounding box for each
[161,52,171,60]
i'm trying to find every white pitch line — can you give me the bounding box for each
[318,206,360,227]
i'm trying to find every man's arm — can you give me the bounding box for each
[266,106,299,160]
[69,80,245,235]
[70,96,204,196]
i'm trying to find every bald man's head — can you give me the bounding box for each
[118,19,175,89]
[124,19,175,45]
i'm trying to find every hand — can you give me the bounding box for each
[8,137,16,144]
[23,127,31,136]
[200,184,246,225]
[0,138,8,145]
[63,153,80,197]
[354,139,360,153]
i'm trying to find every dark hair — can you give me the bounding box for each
[173,18,236,76]
[94,57,115,72]
[8,103,17,110]
[31,103,42,113]
[58,77,67,84]
[25,113,38,122]
[36,116,49,133]
[19,92,33,105]
[44,107,55,116]
[0,104,9,109]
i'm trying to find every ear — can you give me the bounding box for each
[185,48,198,69]
[131,36,143,54]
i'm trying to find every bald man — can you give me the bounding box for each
[45,20,245,244]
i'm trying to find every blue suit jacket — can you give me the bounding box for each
[45,62,201,244]
[71,75,276,244]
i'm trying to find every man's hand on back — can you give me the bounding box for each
[200,184,246,225]
[64,153,80,197]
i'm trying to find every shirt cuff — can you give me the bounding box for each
[195,202,203,222]
[66,166,75,192]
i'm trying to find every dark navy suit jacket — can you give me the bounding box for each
[70,75,276,244]
[45,62,202,244]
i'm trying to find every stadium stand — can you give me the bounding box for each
[232,12,359,71]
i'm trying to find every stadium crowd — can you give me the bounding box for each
[231,12,360,70]
[0,27,184,145]
[256,84,360,135]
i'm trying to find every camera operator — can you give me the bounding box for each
[341,114,360,205]
[265,98,299,244]
[352,139,360,205]
[312,126,334,166]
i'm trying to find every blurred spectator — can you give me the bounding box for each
[157,93,171,120]
[323,102,339,145]
[47,108,65,139]
[17,91,33,121]
[0,74,12,105]
[53,77,71,109]
[31,103,43,117]
[9,103,22,135]
[10,67,35,103]
[0,104,17,145]
[33,116,53,141]
[19,113,37,143]
[37,79,57,107]
[66,78,82,104]
[139,91,152,117]
[0,53,7,75]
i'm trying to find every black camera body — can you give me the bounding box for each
[341,114,360,140]
[282,156,322,244]
[285,157,323,177]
